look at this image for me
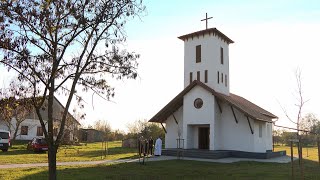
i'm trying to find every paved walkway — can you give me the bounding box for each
[147,155,295,163]
[0,155,294,169]
[178,155,296,163]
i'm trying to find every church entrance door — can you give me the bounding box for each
[198,127,209,149]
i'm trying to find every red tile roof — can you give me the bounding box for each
[178,28,234,44]
[149,80,277,123]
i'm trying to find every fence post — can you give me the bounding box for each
[298,137,301,166]
[272,134,274,152]
[318,136,320,166]
[299,142,304,180]
[291,141,294,180]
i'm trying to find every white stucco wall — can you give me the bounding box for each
[267,123,273,150]
[253,121,273,152]
[182,85,215,149]
[216,102,255,152]
[164,107,183,149]
[183,34,230,95]
[0,97,79,141]
[164,89,273,152]
[0,117,78,141]
[253,121,266,152]
[186,125,194,149]
[265,123,273,150]
[16,119,46,140]
[214,101,273,153]
[213,98,222,150]
[0,118,46,140]
[192,126,199,148]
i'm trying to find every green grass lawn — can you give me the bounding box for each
[0,141,138,164]
[0,144,319,179]
[0,159,319,180]
[274,144,319,161]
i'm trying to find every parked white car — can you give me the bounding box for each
[0,129,10,152]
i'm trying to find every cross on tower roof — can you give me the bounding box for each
[201,13,213,30]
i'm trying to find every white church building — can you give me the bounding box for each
[149,24,278,154]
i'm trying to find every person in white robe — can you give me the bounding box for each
[154,137,162,156]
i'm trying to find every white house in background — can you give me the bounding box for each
[0,96,80,142]
[149,27,278,153]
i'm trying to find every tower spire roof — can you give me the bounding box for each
[178,28,234,44]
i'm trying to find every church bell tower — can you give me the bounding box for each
[178,14,234,95]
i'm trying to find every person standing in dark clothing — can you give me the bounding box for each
[148,137,154,155]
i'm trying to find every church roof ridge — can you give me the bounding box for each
[149,80,277,123]
[178,28,234,44]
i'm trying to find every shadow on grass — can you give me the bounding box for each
[55,146,138,160]
[17,159,320,180]
[3,149,44,155]
[108,147,138,154]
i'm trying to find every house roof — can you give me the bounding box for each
[0,96,80,125]
[149,80,277,123]
[178,28,234,44]
[53,96,81,125]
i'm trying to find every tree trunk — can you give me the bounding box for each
[48,145,57,180]
[12,121,21,142]
[11,129,18,147]
[48,80,56,180]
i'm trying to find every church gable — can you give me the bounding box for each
[183,85,215,125]
[149,80,277,123]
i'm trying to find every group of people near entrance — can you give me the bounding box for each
[138,136,162,157]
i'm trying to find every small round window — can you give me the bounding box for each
[194,98,203,109]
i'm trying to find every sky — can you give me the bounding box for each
[1,0,320,132]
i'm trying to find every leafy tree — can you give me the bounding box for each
[282,131,297,145]
[0,1,145,179]
[0,97,33,141]
[299,113,319,146]
[108,129,125,141]
[126,119,146,138]
[273,129,284,145]
[300,113,319,131]
[0,82,33,143]
[126,119,164,140]
[310,121,320,135]
[140,123,164,140]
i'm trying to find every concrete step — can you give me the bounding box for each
[162,149,231,159]
[162,149,286,159]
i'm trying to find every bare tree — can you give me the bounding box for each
[93,119,112,133]
[280,69,308,136]
[0,1,145,179]
[126,119,147,136]
[279,68,308,166]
